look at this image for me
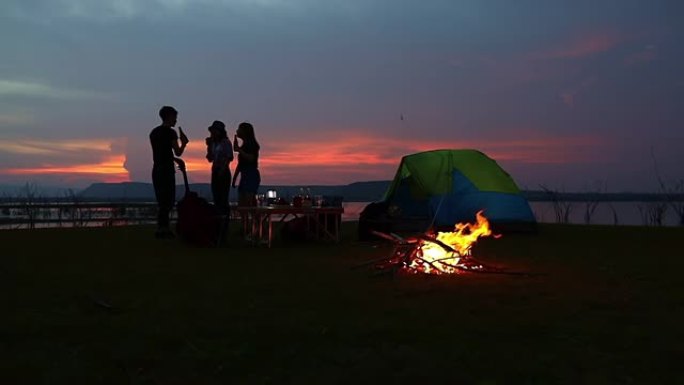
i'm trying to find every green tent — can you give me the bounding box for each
[360,149,536,235]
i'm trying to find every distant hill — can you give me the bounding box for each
[79,182,155,200]
[0,184,80,198]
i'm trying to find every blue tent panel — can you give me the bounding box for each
[429,192,535,226]
[390,169,535,227]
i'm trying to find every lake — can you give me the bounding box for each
[344,201,682,227]
[1,201,681,229]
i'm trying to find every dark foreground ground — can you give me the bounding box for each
[1,222,682,384]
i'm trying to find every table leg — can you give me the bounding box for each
[252,212,260,245]
[258,212,263,241]
[334,214,340,242]
[268,214,273,248]
[242,212,248,240]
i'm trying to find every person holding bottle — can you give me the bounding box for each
[232,122,261,207]
[149,105,189,239]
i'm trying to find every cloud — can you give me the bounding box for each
[2,155,129,182]
[0,138,122,156]
[114,129,609,185]
[558,77,597,108]
[1,0,347,22]
[0,111,35,126]
[0,130,617,187]
[0,79,110,100]
[624,46,658,66]
[0,137,129,183]
[246,131,609,184]
[535,31,623,60]
[445,31,623,91]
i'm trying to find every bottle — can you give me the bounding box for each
[303,187,312,207]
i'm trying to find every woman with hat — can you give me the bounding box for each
[205,120,234,216]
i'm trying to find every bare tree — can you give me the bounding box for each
[581,180,606,225]
[651,148,684,226]
[63,188,90,227]
[606,203,619,225]
[539,185,573,224]
[658,179,684,226]
[637,202,667,227]
[21,183,41,230]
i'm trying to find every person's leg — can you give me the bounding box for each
[237,190,247,236]
[215,171,231,244]
[238,169,259,207]
[153,168,175,237]
[238,169,260,242]
[215,171,231,214]
[211,171,221,211]
[152,169,164,232]
[254,169,261,193]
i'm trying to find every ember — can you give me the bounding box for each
[369,211,502,275]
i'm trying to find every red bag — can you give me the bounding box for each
[174,158,222,247]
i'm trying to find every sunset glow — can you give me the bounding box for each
[0,138,119,156]
[3,155,130,183]
[0,132,609,185]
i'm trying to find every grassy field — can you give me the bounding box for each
[1,222,683,384]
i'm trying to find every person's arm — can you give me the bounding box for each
[173,157,186,172]
[173,127,189,156]
[233,135,256,162]
[235,145,257,162]
[205,138,214,162]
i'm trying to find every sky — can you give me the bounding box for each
[0,0,682,192]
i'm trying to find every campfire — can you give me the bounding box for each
[369,211,502,275]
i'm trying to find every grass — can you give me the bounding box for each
[1,222,683,384]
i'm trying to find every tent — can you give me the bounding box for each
[359,149,536,238]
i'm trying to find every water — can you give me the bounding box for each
[344,201,683,227]
[529,201,682,227]
[1,201,681,229]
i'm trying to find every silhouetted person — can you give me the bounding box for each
[205,120,233,215]
[232,122,261,206]
[150,106,188,239]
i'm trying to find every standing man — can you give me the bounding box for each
[150,105,189,239]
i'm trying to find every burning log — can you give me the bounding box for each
[357,211,530,276]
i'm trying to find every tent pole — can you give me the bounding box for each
[427,193,446,231]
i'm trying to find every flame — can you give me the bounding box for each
[408,211,501,275]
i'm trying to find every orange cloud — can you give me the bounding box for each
[0,137,129,183]
[230,132,609,184]
[0,132,610,185]
[0,138,118,155]
[2,155,130,183]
